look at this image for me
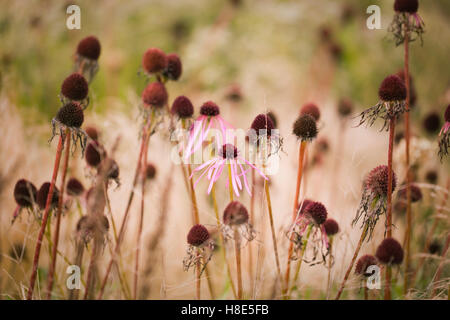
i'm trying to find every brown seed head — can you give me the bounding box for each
[37,182,59,210]
[304,201,328,225]
[355,255,378,276]
[366,165,397,197]
[300,103,320,121]
[171,95,194,118]
[56,102,84,128]
[142,82,168,108]
[376,237,404,265]
[378,75,407,102]
[14,179,37,207]
[187,224,210,247]
[66,178,85,196]
[142,48,167,74]
[61,73,89,101]
[163,53,182,80]
[77,36,101,60]
[200,101,220,117]
[323,218,339,236]
[293,114,317,141]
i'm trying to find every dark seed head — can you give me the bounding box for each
[267,111,278,128]
[85,141,105,168]
[297,199,314,214]
[425,170,438,184]
[200,101,220,117]
[142,82,168,108]
[142,48,167,74]
[304,201,327,225]
[145,163,157,180]
[423,112,441,134]
[223,201,249,226]
[355,255,378,276]
[14,179,37,207]
[61,73,89,101]
[376,237,404,265]
[300,103,320,121]
[337,98,353,117]
[76,36,101,60]
[251,114,275,137]
[445,104,450,123]
[107,160,120,180]
[37,182,59,210]
[85,126,99,141]
[66,178,85,196]
[163,53,182,81]
[397,184,422,203]
[171,95,194,118]
[323,218,339,236]
[187,224,210,247]
[428,240,441,255]
[394,0,419,13]
[220,144,238,160]
[366,165,397,197]
[293,114,318,141]
[56,102,84,128]
[378,75,407,102]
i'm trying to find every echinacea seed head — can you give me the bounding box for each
[445,104,450,123]
[394,0,419,13]
[428,240,441,255]
[323,218,339,236]
[56,102,84,128]
[376,238,404,265]
[425,170,438,184]
[293,114,317,141]
[378,75,406,102]
[220,144,238,160]
[300,103,320,121]
[398,184,422,203]
[200,101,220,117]
[187,224,210,247]
[85,126,99,141]
[251,114,274,136]
[145,163,157,180]
[366,165,397,197]
[355,255,378,277]
[107,160,120,180]
[66,178,85,196]
[61,73,89,101]
[142,48,167,74]
[76,36,101,60]
[297,199,314,214]
[37,182,59,210]
[223,201,249,226]
[171,95,194,118]
[14,179,37,207]
[423,112,441,134]
[85,141,106,168]
[163,53,182,81]
[267,111,278,128]
[304,201,327,225]
[338,98,353,117]
[142,82,168,108]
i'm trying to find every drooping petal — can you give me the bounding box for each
[238,162,252,196]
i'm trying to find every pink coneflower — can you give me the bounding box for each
[389,0,424,46]
[190,143,267,197]
[438,104,450,160]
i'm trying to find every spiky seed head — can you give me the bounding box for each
[366,165,397,197]
[220,144,238,160]
[56,102,84,128]
[394,0,419,13]
[323,218,339,236]
[145,163,157,180]
[355,255,378,276]
[85,126,99,141]
[142,48,167,74]
[76,36,101,60]
[171,95,194,118]
[398,184,422,203]
[107,160,120,180]
[428,240,441,255]
[163,53,182,80]
[293,114,317,141]
[187,224,210,247]
[61,73,89,101]
[338,98,353,117]
[200,101,220,116]
[300,103,320,121]
[37,182,59,210]
[14,179,37,207]
[223,201,249,226]
[425,170,438,184]
[142,82,168,108]
[66,178,85,196]
[445,104,450,123]
[376,237,404,265]
[378,75,407,102]
[251,114,274,137]
[267,111,278,128]
[423,112,441,134]
[304,201,328,225]
[85,141,105,168]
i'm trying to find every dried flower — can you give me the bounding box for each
[222,201,256,242]
[162,53,182,81]
[375,237,404,265]
[85,141,106,168]
[355,255,378,277]
[51,102,87,153]
[397,183,422,203]
[323,218,339,236]
[77,36,101,61]
[61,73,89,102]
[293,114,318,141]
[171,95,194,119]
[85,126,99,141]
[66,178,85,196]
[300,103,321,121]
[37,182,59,210]
[142,48,167,74]
[183,224,214,274]
[438,105,450,160]
[14,179,37,208]
[389,0,424,46]
[142,82,168,109]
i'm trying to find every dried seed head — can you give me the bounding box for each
[304,201,328,225]
[297,199,314,214]
[145,163,157,180]
[66,178,85,196]
[394,0,419,13]
[200,101,220,116]
[76,215,109,243]
[56,102,84,128]
[142,82,168,108]
[85,141,105,168]
[428,240,441,255]
[398,184,422,203]
[142,48,167,74]
[171,95,194,118]
[76,36,101,60]
[423,112,441,134]
[267,111,278,128]
[366,165,397,197]
[293,114,317,141]
[378,75,407,102]
[355,255,378,276]
[445,104,450,123]
[187,224,210,247]
[14,179,37,207]
[61,73,89,101]
[223,201,249,226]
[107,160,120,180]
[85,126,99,141]
[220,144,238,160]
[376,237,404,265]
[323,218,339,236]
[425,170,438,184]
[337,98,353,117]
[251,114,274,136]
[163,53,182,81]
[300,103,320,121]
[37,182,59,210]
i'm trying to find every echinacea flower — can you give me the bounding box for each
[76,214,110,244]
[75,35,101,82]
[423,111,441,135]
[190,143,267,197]
[248,114,281,157]
[60,73,89,108]
[397,183,422,203]
[438,104,450,160]
[37,182,60,210]
[293,114,318,141]
[183,224,215,274]
[142,48,167,75]
[12,179,37,223]
[389,0,425,46]
[171,95,194,119]
[355,255,378,277]
[66,178,85,197]
[85,140,106,168]
[51,102,88,152]
[375,237,404,265]
[222,201,256,242]
[300,102,321,121]
[162,53,182,81]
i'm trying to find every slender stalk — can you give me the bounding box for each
[288,225,312,298]
[227,164,234,201]
[326,236,334,299]
[364,285,369,300]
[335,224,369,300]
[248,168,255,296]
[234,227,242,299]
[47,128,71,299]
[196,260,201,300]
[27,134,64,300]
[431,234,450,298]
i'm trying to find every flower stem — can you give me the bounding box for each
[431,233,450,297]
[326,236,334,299]
[27,134,64,300]
[288,224,312,298]
[227,164,234,201]
[234,227,243,299]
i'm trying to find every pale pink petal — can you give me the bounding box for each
[238,162,252,196]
